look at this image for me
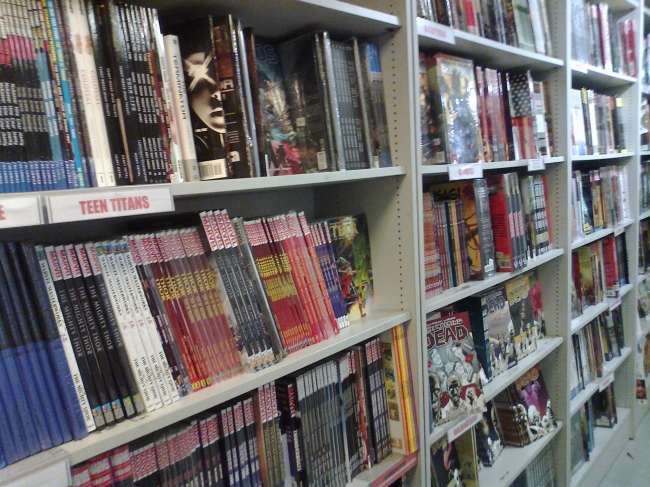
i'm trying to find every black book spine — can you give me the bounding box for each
[45,245,106,430]
[74,244,136,419]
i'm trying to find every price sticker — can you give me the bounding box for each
[420,20,455,45]
[527,158,546,171]
[447,413,482,442]
[599,373,614,391]
[0,196,42,228]
[448,163,483,181]
[46,186,174,224]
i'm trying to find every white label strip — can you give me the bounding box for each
[599,373,614,392]
[46,187,174,224]
[447,413,482,442]
[420,20,455,45]
[448,163,483,181]
[0,196,42,228]
[527,158,546,172]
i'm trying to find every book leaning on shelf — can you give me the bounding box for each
[569,89,627,156]
[70,332,418,487]
[420,52,555,165]
[0,209,378,469]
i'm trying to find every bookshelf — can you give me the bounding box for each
[1,0,650,486]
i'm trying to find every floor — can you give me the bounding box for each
[598,408,650,487]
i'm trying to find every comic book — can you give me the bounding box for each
[475,401,504,467]
[254,37,304,176]
[527,270,547,339]
[326,214,373,320]
[424,53,484,165]
[426,311,486,431]
[430,436,464,487]
[505,275,538,360]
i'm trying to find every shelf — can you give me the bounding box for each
[421,157,564,176]
[416,18,563,73]
[426,337,563,447]
[640,150,650,156]
[637,317,650,341]
[0,309,408,475]
[571,152,635,162]
[478,422,563,487]
[569,348,632,416]
[643,84,650,95]
[348,452,418,487]
[570,408,631,487]
[640,209,650,220]
[571,301,609,335]
[571,63,637,90]
[152,0,400,39]
[571,218,634,250]
[424,249,564,314]
[638,273,647,285]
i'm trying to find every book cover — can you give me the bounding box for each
[430,436,464,487]
[427,311,486,429]
[326,214,373,321]
[527,270,547,339]
[475,401,504,467]
[505,275,537,360]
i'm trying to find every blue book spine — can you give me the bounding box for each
[8,243,71,444]
[0,308,39,458]
[9,162,18,193]
[0,357,23,465]
[24,244,89,441]
[0,164,5,193]
[44,0,86,188]
[0,246,54,451]
[0,422,7,468]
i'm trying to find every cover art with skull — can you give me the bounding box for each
[513,364,557,442]
[427,311,487,432]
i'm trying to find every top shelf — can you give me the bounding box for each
[416,19,563,73]
[146,0,400,39]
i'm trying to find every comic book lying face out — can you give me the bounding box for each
[427,311,486,431]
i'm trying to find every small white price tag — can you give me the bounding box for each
[609,297,621,311]
[614,225,625,236]
[46,186,174,224]
[448,163,483,181]
[420,20,455,45]
[447,413,482,442]
[572,61,589,74]
[527,158,546,171]
[599,373,614,392]
[0,196,42,228]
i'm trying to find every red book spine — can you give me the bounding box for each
[488,175,516,271]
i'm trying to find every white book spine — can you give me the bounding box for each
[73,0,116,186]
[164,35,200,182]
[62,0,107,187]
[121,240,180,402]
[93,242,161,412]
[36,245,96,434]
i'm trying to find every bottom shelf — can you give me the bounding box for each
[570,408,631,487]
[348,451,418,487]
[478,422,563,487]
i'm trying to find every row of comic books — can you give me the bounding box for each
[168,18,392,180]
[642,101,650,151]
[638,282,650,332]
[0,0,177,192]
[569,89,628,157]
[0,1,393,195]
[570,383,618,476]
[570,308,625,399]
[571,166,630,240]
[571,0,637,77]
[643,34,650,87]
[423,173,553,299]
[640,220,650,274]
[426,269,547,431]
[640,159,650,214]
[420,53,555,165]
[418,0,554,57]
[0,211,374,468]
[571,235,629,318]
[70,333,417,487]
[429,365,557,487]
[509,442,556,487]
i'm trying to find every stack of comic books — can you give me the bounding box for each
[493,364,558,447]
[420,53,554,165]
[418,0,554,58]
[70,335,414,486]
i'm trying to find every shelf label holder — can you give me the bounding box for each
[527,158,546,172]
[571,61,589,74]
[614,225,625,237]
[599,372,614,392]
[609,297,621,311]
[447,413,482,442]
[0,196,42,229]
[46,186,174,224]
[448,163,483,181]
[420,21,455,45]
